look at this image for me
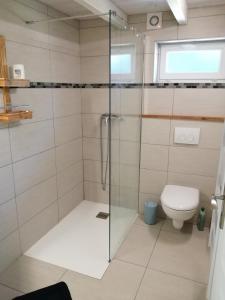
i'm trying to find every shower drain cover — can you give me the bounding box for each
[96,212,109,219]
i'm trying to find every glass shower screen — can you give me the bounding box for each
[109,17,144,260]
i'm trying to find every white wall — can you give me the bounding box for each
[1,0,225,273]
[0,0,83,272]
[80,5,225,224]
[129,6,225,222]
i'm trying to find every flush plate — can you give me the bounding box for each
[174,127,200,145]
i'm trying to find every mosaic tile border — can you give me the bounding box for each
[28,82,225,89]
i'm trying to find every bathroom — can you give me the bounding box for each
[0,0,225,299]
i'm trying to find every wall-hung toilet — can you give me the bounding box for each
[161,185,199,230]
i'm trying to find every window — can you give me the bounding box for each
[111,44,135,82]
[155,39,225,82]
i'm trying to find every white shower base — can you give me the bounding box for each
[25,200,137,279]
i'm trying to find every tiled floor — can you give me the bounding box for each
[0,217,210,300]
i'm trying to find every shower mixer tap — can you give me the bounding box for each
[100,113,121,191]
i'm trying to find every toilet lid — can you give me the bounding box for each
[161,185,199,211]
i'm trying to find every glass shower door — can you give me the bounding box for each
[109,22,144,259]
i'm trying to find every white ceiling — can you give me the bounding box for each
[112,0,225,14]
[39,0,91,17]
[40,0,225,17]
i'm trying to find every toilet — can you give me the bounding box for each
[161,185,199,230]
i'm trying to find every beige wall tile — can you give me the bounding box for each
[0,125,11,167]
[84,160,105,184]
[128,14,147,24]
[16,176,57,226]
[84,181,108,203]
[120,164,140,189]
[14,149,56,195]
[81,88,109,114]
[0,231,21,273]
[144,54,154,83]
[121,88,142,115]
[50,51,80,83]
[0,1,49,49]
[53,89,81,118]
[82,114,119,139]
[141,144,169,171]
[168,147,220,177]
[57,161,83,197]
[83,137,119,160]
[81,56,109,83]
[119,186,139,210]
[19,202,58,252]
[84,159,120,186]
[189,5,225,18]
[54,115,82,146]
[83,137,102,161]
[112,28,144,54]
[11,89,53,124]
[0,165,15,205]
[120,116,141,142]
[80,18,107,29]
[56,138,82,172]
[59,182,83,219]
[0,199,17,241]
[6,41,51,82]
[48,22,79,56]
[80,27,108,56]
[120,141,140,165]
[178,14,225,39]
[140,169,167,195]
[142,119,171,145]
[10,120,54,162]
[173,89,225,117]
[143,88,173,115]
[82,114,102,138]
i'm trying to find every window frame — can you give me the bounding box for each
[111,43,136,82]
[154,38,225,83]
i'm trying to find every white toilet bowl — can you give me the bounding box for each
[161,185,199,230]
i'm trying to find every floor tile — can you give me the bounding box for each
[149,229,210,284]
[135,214,164,230]
[161,219,209,234]
[0,283,23,299]
[0,256,65,294]
[116,224,159,267]
[136,269,207,300]
[62,259,145,300]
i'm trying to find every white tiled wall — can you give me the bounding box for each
[136,6,225,222]
[0,0,82,272]
[79,5,225,224]
[81,87,109,202]
[1,0,225,273]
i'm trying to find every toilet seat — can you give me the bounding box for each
[161,185,199,211]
